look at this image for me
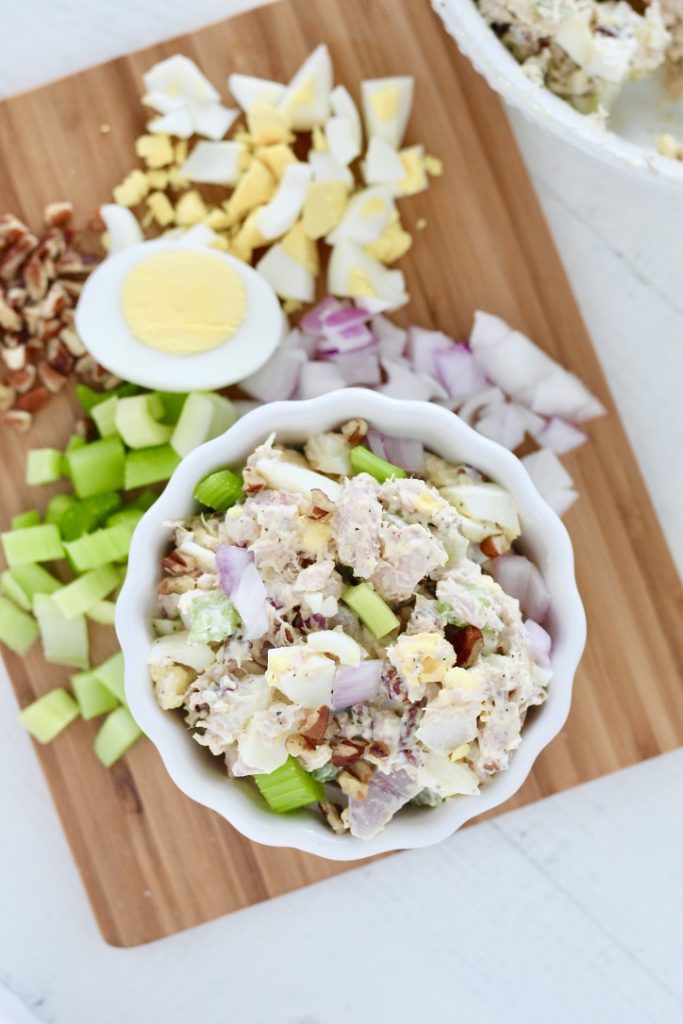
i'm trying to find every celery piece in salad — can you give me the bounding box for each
[94,706,141,767]
[45,494,75,527]
[254,756,324,813]
[342,582,400,638]
[155,391,189,425]
[76,381,139,414]
[86,600,117,625]
[0,596,39,655]
[26,448,63,486]
[106,506,144,532]
[71,670,119,720]
[52,564,120,620]
[349,445,407,483]
[193,468,243,511]
[0,571,31,611]
[67,436,125,498]
[93,651,126,704]
[11,509,40,530]
[171,392,236,458]
[124,445,180,490]
[54,495,121,542]
[1,564,61,611]
[19,688,80,743]
[188,592,237,644]
[33,593,89,669]
[115,394,173,450]
[65,434,87,454]
[91,395,119,438]
[64,524,132,573]
[1,524,64,566]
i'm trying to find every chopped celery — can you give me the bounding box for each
[45,493,75,526]
[94,706,141,767]
[254,756,324,813]
[106,507,143,531]
[2,565,61,610]
[350,445,407,483]
[33,593,89,668]
[19,688,79,743]
[71,670,119,720]
[91,395,119,438]
[76,381,139,414]
[171,392,237,457]
[86,600,117,625]
[207,393,237,436]
[66,434,87,454]
[124,445,180,490]
[188,592,236,644]
[67,437,125,498]
[131,489,157,511]
[1,524,64,566]
[342,582,400,638]
[155,391,189,425]
[0,595,39,654]
[64,524,132,573]
[52,564,120,620]
[11,509,40,530]
[193,469,243,511]
[26,448,63,486]
[93,651,126,703]
[115,394,172,449]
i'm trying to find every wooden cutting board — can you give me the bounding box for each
[1,0,682,948]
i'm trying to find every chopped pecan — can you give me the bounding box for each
[331,738,366,767]
[161,550,198,576]
[341,418,368,446]
[445,624,484,668]
[285,733,316,758]
[338,770,369,801]
[242,464,265,494]
[60,279,83,300]
[37,318,64,343]
[23,252,49,302]
[44,201,74,227]
[46,338,74,375]
[300,706,330,744]
[367,740,390,761]
[36,226,66,262]
[158,576,196,596]
[0,293,21,331]
[0,384,16,411]
[59,326,86,356]
[0,213,31,246]
[6,285,26,307]
[1,343,26,371]
[346,760,374,784]
[7,365,36,394]
[308,488,334,520]
[480,534,510,559]
[17,386,50,413]
[0,409,32,432]
[57,250,93,275]
[320,800,348,834]
[0,233,38,280]
[41,282,69,319]
[37,362,68,393]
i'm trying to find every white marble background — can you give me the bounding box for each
[1,2,682,1022]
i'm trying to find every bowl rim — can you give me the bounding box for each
[432,0,683,190]
[116,388,586,861]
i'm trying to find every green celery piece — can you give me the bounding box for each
[0,595,39,655]
[171,392,236,458]
[4,565,61,610]
[45,494,75,526]
[66,435,87,454]
[188,592,236,644]
[11,509,40,530]
[254,756,324,813]
[349,445,407,483]
[155,391,189,425]
[26,448,63,486]
[124,446,180,490]
[131,489,158,511]
[64,524,132,573]
[86,600,117,625]
[106,507,144,531]
[93,651,126,704]
[52,564,120,620]
[115,394,173,449]
[76,381,139,414]
[53,493,122,543]
[342,582,400,639]
[1,524,64,566]
[91,395,119,438]
[19,688,79,743]
[193,469,243,511]
[67,437,125,499]
[207,393,237,436]
[94,706,141,767]
[71,670,119,720]
[33,593,89,668]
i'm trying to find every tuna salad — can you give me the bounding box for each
[148,421,553,839]
[478,0,683,118]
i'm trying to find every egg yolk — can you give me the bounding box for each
[122,250,247,355]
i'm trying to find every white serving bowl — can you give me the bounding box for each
[116,389,585,861]
[433,0,683,189]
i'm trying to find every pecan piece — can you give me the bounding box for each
[161,550,198,576]
[445,624,484,669]
[24,252,49,302]
[346,760,374,784]
[41,282,69,319]
[37,362,68,393]
[0,293,21,331]
[331,738,365,767]
[17,386,50,413]
[320,800,348,834]
[300,706,330,744]
[308,488,334,520]
[0,384,16,411]
[59,326,86,356]
[158,576,196,596]
[367,740,390,761]
[338,770,369,801]
[480,534,510,559]
[0,409,32,432]
[44,201,74,228]
[0,213,31,246]
[0,233,38,280]
[7,365,36,394]
[57,250,93,275]
[341,417,368,446]
[1,343,27,371]
[242,464,265,494]
[285,733,316,758]
[46,338,74,375]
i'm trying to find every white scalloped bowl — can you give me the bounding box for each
[433,0,683,189]
[116,390,585,861]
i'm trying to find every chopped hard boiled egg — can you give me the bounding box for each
[256,162,312,240]
[361,76,414,149]
[228,73,286,111]
[303,180,348,239]
[100,204,144,254]
[328,238,408,311]
[395,144,428,197]
[308,151,355,188]
[180,140,247,185]
[363,135,405,185]
[266,645,336,707]
[327,185,395,245]
[256,243,316,302]
[247,100,293,146]
[256,143,297,180]
[143,54,220,104]
[278,44,333,130]
[225,160,275,224]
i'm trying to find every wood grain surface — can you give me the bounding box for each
[1,0,681,947]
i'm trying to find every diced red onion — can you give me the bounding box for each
[241,346,305,403]
[475,401,529,451]
[408,326,452,376]
[216,545,270,640]
[521,448,578,514]
[434,344,489,403]
[380,358,444,402]
[332,660,383,710]
[330,346,381,386]
[371,314,407,360]
[366,428,424,472]
[348,768,421,839]
[281,327,318,357]
[534,417,588,455]
[300,296,345,334]
[524,619,552,668]
[458,386,505,426]
[297,360,346,399]
[316,323,375,356]
[487,554,551,623]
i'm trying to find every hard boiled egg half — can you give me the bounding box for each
[76,207,284,392]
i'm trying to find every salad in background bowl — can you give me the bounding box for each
[116,389,585,859]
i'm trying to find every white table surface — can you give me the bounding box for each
[1,2,682,1022]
